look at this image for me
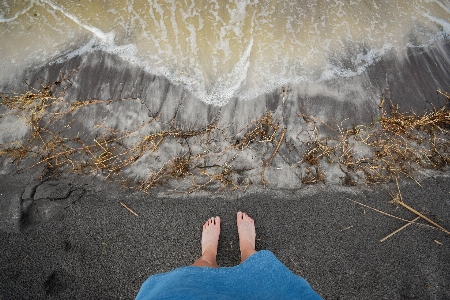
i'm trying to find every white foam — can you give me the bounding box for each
[432,0,450,15]
[319,43,393,81]
[2,0,450,107]
[39,0,140,68]
[423,13,450,36]
[0,0,34,23]
[198,38,253,105]
[40,0,115,46]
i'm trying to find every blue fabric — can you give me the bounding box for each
[136,250,322,299]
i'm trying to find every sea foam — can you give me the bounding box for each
[1,0,449,106]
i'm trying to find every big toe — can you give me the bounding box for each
[237,211,254,224]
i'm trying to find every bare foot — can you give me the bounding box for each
[237,211,257,263]
[201,217,221,256]
[192,216,220,268]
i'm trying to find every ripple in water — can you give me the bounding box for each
[1,0,449,105]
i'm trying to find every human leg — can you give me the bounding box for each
[192,216,220,268]
[237,211,257,263]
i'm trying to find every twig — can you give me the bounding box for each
[395,201,450,235]
[340,225,354,232]
[393,177,450,235]
[345,198,435,230]
[266,127,286,167]
[380,216,420,242]
[120,201,139,217]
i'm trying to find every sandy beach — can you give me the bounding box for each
[1,46,450,298]
[1,47,449,298]
[1,2,450,297]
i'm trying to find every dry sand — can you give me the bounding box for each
[0,172,449,299]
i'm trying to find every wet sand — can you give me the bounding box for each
[1,43,449,188]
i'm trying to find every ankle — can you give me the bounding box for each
[201,251,217,263]
[240,249,257,263]
[239,240,255,253]
[192,256,218,268]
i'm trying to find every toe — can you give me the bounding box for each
[241,212,254,223]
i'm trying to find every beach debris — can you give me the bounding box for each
[345,197,436,230]
[391,196,450,235]
[0,69,449,240]
[380,216,420,242]
[119,201,138,217]
[102,235,115,254]
[340,225,354,232]
[260,127,286,183]
[390,178,450,235]
[235,111,280,149]
[301,167,326,184]
[346,178,450,242]
[265,127,286,168]
[0,67,448,194]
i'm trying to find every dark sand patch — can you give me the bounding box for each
[0,173,449,299]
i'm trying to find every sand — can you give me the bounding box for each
[0,172,449,299]
[0,40,449,299]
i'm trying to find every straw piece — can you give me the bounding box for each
[345,198,435,230]
[392,177,450,235]
[120,201,139,217]
[395,201,450,235]
[380,216,420,242]
[340,225,354,232]
[266,127,286,167]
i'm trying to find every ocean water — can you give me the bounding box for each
[1,0,449,106]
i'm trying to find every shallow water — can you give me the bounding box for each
[1,0,449,105]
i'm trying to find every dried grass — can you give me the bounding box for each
[0,71,449,193]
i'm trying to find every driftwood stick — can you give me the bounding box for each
[393,177,450,235]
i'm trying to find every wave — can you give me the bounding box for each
[1,0,449,105]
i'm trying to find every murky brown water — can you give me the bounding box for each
[1,0,449,105]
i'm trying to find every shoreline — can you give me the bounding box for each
[0,77,448,193]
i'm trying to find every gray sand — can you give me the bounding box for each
[0,172,449,299]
